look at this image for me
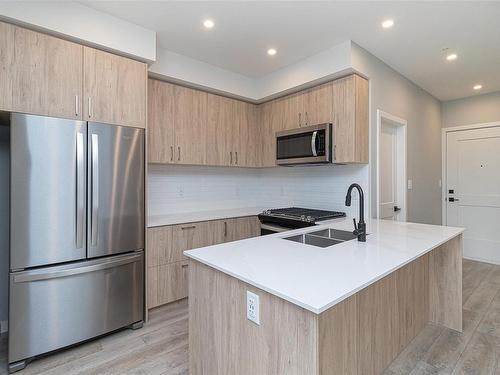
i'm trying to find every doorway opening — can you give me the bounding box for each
[376,110,407,221]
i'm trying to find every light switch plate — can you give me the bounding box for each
[246,290,260,325]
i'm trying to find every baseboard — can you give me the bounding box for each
[0,320,7,334]
[463,255,500,266]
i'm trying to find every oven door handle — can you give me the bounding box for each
[260,223,291,233]
[311,131,318,156]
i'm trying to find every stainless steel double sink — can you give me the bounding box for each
[283,228,357,248]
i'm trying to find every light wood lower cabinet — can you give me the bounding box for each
[147,216,260,308]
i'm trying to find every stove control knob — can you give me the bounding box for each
[306,216,313,222]
[300,215,306,221]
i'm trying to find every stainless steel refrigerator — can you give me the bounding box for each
[8,114,145,372]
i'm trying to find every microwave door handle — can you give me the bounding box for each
[311,131,318,156]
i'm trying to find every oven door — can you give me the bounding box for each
[276,123,332,165]
[260,223,291,235]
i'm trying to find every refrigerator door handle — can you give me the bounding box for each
[13,254,143,283]
[76,132,85,249]
[91,133,99,246]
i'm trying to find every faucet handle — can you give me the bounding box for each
[353,218,358,230]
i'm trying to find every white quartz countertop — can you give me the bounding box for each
[184,217,464,314]
[148,207,267,227]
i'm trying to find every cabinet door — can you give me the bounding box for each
[148,260,189,308]
[148,79,175,163]
[304,82,333,126]
[225,216,260,242]
[175,85,207,165]
[84,47,147,128]
[171,221,225,261]
[332,75,369,163]
[11,25,83,119]
[282,92,307,129]
[233,101,260,167]
[207,93,233,166]
[0,22,14,111]
[147,226,173,267]
[260,100,283,167]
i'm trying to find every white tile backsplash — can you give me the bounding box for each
[148,164,369,218]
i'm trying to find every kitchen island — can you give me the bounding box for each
[184,218,464,375]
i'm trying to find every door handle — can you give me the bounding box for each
[224,221,227,237]
[230,151,233,165]
[448,197,460,202]
[76,132,85,248]
[170,146,174,162]
[305,111,309,126]
[311,131,318,156]
[91,133,99,246]
[13,254,142,283]
[88,97,92,118]
[298,113,302,127]
[235,151,238,165]
[178,146,181,161]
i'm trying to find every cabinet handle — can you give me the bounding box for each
[170,146,174,161]
[88,97,92,118]
[224,221,227,237]
[298,113,301,127]
[181,263,189,268]
[230,151,233,165]
[178,146,181,161]
[75,95,79,116]
[235,151,238,165]
[305,112,309,126]
[181,225,196,230]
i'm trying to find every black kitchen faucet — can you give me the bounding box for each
[345,183,366,242]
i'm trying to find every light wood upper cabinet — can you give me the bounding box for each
[84,47,147,128]
[303,82,333,126]
[332,74,369,163]
[175,85,207,165]
[7,24,83,119]
[148,79,175,163]
[260,99,283,167]
[206,93,233,166]
[0,22,14,112]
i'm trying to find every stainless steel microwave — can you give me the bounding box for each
[276,123,333,165]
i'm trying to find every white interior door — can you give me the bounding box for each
[379,122,400,220]
[446,126,500,264]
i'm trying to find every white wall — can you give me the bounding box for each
[0,2,156,62]
[442,91,500,128]
[351,43,442,225]
[148,164,368,219]
[0,128,9,328]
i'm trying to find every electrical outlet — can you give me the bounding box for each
[246,291,260,325]
[407,179,413,190]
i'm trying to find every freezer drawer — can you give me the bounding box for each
[8,252,144,364]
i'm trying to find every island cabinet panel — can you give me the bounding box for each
[83,46,147,128]
[147,217,259,309]
[189,260,319,375]
[318,295,358,375]
[6,23,83,120]
[332,74,369,164]
[429,235,463,331]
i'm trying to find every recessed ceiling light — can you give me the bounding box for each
[267,48,277,56]
[203,19,214,29]
[382,19,394,29]
[473,84,482,90]
[446,53,457,61]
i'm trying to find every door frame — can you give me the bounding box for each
[441,121,500,225]
[376,110,407,221]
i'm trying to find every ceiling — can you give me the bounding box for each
[82,1,500,101]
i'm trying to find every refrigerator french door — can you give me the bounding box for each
[9,114,145,372]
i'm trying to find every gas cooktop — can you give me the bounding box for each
[258,207,346,228]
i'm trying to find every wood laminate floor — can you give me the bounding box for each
[1,259,499,374]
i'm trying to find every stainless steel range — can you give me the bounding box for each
[258,207,346,235]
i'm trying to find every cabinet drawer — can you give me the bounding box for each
[147,261,189,308]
